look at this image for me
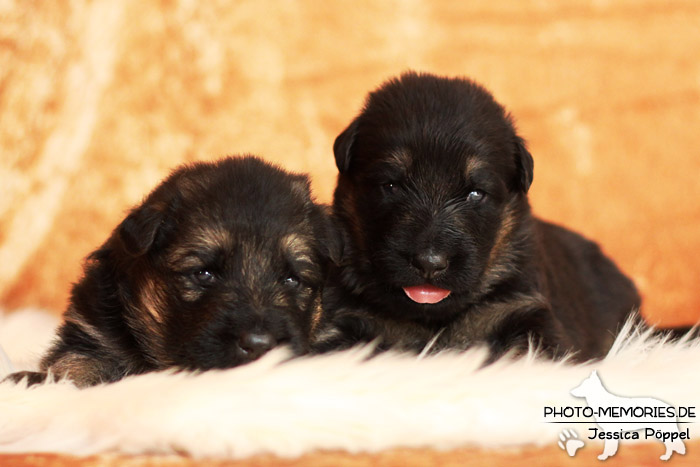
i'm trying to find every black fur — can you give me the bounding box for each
[6,156,336,387]
[313,71,641,361]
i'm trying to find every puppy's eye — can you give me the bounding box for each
[283,275,300,288]
[467,190,485,203]
[381,182,400,196]
[193,270,215,287]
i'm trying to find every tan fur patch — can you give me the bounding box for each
[167,225,233,270]
[464,157,488,179]
[486,199,518,271]
[65,313,105,344]
[139,277,167,325]
[282,232,312,265]
[180,287,204,303]
[310,294,323,333]
[50,354,111,388]
[191,225,233,253]
[123,304,170,366]
[386,148,412,170]
[478,199,527,297]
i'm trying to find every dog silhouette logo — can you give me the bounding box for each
[570,370,686,461]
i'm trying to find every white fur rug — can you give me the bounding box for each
[0,309,698,459]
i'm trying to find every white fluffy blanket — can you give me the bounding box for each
[0,309,698,459]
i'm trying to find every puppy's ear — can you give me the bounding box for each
[514,136,534,193]
[313,206,344,266]
[117,187,180,257]
[323,212,344,266]
[289,174,313,205]
[117,204,166,257]
[333,118,359,174]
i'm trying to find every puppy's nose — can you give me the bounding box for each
[238,332,275,360]
[413,250,448,277]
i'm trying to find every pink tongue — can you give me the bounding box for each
[403,285,451,304]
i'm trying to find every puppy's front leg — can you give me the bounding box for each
[311,309,382,353]
[3,370,51,386]
[6,318,131,388]
[41,351,120,388]
[4,352,118,388]
[485,307,566,363]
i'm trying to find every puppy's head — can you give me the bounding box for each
[109,156,336,370]
[333,72,533,322]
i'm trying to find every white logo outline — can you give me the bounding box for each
[569,370,686,461]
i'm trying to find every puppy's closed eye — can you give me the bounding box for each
[192,269,216,287]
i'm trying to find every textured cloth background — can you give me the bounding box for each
[1,0,699,325]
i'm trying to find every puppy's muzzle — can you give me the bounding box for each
[412,249,449,279]
[238,332,276,360]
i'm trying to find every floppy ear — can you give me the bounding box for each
[323,213,344,266]
[333,118,359,174]
[514,136,534,193]
[117,204,167,257]
[289,174,313,206]
[288,175,344,265]
[313,205,344,266]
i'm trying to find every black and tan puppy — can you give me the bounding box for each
[313,71,640,361]
[6,156,335,387]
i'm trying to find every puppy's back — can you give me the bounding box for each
[535,220,640,357]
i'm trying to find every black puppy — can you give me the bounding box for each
[6,156,336,387]
[313,71,641,361]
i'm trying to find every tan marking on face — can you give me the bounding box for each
[310,294,323,333]
[123,303,171,366]
[486,199,518,272]
[191,225,233,252]
[464,157,488,179]
[386,148,412,170]
[168,251,206,271]
[180,287,204,303]
[281,232,313,265]
[167,225,233,270]
[138,277,167,325]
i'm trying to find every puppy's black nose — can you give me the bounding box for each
[238,332,275,360]
[413,250,448,277]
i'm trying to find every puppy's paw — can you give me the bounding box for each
[311,313,379,353]
[2,370,50,387]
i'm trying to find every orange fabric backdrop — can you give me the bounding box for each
[1,0,699,326]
